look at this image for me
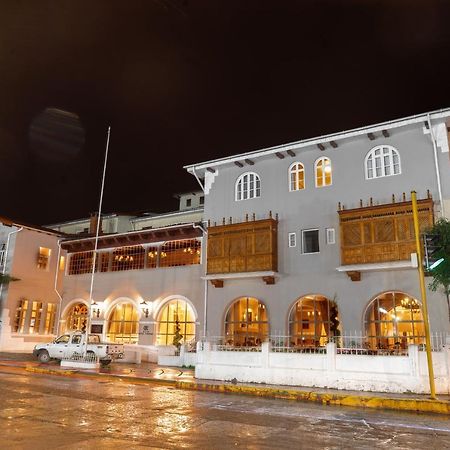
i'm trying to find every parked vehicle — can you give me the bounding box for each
[33,331,124,367]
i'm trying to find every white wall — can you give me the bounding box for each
[195,342,450,394]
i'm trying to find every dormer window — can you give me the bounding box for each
[235,172,261,201]
[365,145,401,179]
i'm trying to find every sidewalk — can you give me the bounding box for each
[1,352,449,415]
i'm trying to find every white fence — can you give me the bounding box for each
[195,335,450,394]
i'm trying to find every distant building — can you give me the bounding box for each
[0,217,65,351]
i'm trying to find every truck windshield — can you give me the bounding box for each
[88,335,100,344]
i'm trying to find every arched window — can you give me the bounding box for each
[156,299,196,345]
[65,302,88,332]
[235,172,261,201]
[364,291,424,350]
[315,157,332,187]
[289,162,305,191]
[224,297,268,346]
[107,302,139,344]
[365,145,401,179]
[288,295,339,347]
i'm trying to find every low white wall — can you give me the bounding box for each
[195,342,450,395]
[157,345,198,367]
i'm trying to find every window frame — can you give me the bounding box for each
[235,172,261,201]
[314,157,332,188]
[288,232,297,248]
[364,145,401,180]
[302,228,320,254]
[288,162,305,192]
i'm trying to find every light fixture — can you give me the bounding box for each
[429,258,444,270]
[378,307,388,314]
[140,300,150,318]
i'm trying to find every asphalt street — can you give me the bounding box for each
[1,370,450,449]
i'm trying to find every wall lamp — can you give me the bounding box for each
[140,300,150,318]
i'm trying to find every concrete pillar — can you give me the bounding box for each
[261,341,270,369]
[408,344,419,377]
[326,342,336,373]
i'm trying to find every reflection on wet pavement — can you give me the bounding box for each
[1,371,450,449]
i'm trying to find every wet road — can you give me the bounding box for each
[1,371,450,449]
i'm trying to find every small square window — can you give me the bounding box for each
[37,247,51,270]
[199,196,204,205]
[326,228,336,245]
[186,198,192,207]
[302,230,319,254]
[288,232,296,248]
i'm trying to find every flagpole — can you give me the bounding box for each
[84,127,111,356]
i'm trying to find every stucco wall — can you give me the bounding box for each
[201,122,450,336]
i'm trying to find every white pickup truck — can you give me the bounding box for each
[33,331,124,366]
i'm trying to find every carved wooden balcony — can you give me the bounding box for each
[338,195,434,267]
[207,217,278,278]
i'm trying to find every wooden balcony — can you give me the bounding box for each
[207,217,278,277]
[338,195,434,266]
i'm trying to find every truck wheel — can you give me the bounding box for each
[100,360,112,367]
[38,350,50,363]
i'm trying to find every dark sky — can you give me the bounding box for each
[1,0,450,225]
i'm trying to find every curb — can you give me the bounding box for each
[2,363,449,415]
[175,381,450,415]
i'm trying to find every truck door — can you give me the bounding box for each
[49,334,70,358]
[68,334,83,357]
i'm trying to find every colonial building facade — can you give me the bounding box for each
[185,109,450,351]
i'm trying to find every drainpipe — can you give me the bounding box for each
[427,114,445,218]
[193,222,208,338]
[0,226,23,332]
[54,239,64,335]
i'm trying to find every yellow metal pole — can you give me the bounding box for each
[411,191,436,399]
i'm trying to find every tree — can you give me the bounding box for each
[426,218,450,321]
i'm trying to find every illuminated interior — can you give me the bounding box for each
[288,295,339,347]
[316,157,332,187]
[156,299,196,345]
[224,297,269,346]
[65,302,88,332]
[107,302,139,344]
[365,291,425,349]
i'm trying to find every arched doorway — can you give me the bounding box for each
[107,302,139,344]
[288,295,339,347]
[156,298,196,346]
[65,302,88,332]
[224,297,268,346]
[364,291,425,350]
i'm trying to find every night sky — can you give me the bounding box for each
[1,0,450,225]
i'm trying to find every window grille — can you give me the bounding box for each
[99,252,110,272]
[235,172,261,201]
[288,295,338,348]
[65,303,88,332]
[156,299,196,345]
[107,303,139,344]
[68,251,97,275]
[224,297,269,346]
[159,240,201,268]
[364,291,425,350]
[365,145,401,179]
[289,162,305,191]
[44,303,56,334]
[111,246,145,271]
[13,299,29,333]
[315,157,332,187]
[29,301,43,334]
